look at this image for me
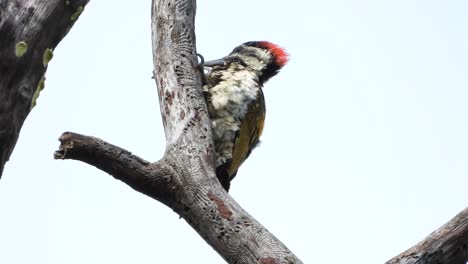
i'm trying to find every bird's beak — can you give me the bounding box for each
[203,58,226,67]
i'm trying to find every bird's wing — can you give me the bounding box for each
[227,89,266,180]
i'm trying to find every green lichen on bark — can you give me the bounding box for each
[70,6,84,21]
[43,48,54,67]
[31,76,46,109]
[15,41,28,57]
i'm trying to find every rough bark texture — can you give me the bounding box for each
[387,208,468,264]
[53,0,468,263]
[54,0,303,262]
[3,0,465,263]
[55,131,302,263]
[0,0,89,178]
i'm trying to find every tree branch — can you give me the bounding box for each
[0,0,90,178]
[3,0,466,263]
[54,132,177,207]
[387,208,468,264]
[52,0,303,262]
[54,132,302,263]
[151,0,209,146]
[45,1,467,263]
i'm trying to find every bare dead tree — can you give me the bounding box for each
[1,0,467,263]
[53,0,302,262]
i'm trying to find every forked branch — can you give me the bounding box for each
[51,0,468,263]
[54,0,303,263]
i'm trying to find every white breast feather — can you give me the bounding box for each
[205,68,260,166]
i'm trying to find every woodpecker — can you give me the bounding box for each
[202,41,288,191]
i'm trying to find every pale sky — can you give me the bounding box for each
[1,1,468,263]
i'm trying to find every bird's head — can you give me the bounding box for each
[204,41,289,84]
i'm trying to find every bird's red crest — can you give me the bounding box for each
[259,41,289,67]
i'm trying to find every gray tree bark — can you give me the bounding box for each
[0,0,89,177]
[54,0,303,262]
[386,208,468,264]
[1,0,467,263]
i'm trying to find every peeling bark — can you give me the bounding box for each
[0,0,90,177]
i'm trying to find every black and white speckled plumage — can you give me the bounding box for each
[203,41,288,191]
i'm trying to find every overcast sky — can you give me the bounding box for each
[1,1,468,263]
